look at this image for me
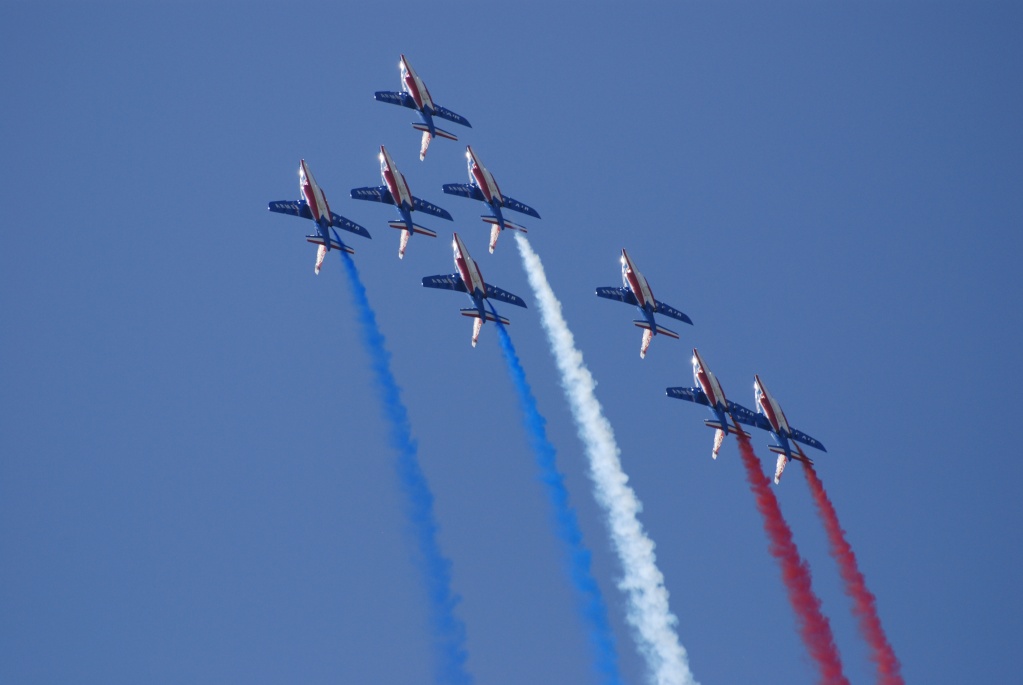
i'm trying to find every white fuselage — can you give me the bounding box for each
[621,249,655,309]
[693,349,727,409]
[755,375,791,435]
[466,146,503,204]
[300,159,331,224]
[400,54,434,112]
[453,233,485,298]
[379,146,412,209]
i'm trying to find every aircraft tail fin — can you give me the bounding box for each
[388,220,437,238]
[633,320,680,339]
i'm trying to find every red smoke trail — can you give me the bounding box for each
[804,465,903,684]
[736,436,849,685]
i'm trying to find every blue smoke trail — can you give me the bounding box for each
[339,252,472,685]
[491,319,622,685]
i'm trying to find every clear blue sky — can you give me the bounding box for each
[2,3,1020,683]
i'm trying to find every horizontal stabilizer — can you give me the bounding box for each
[595,286,639,306]
[268,200,313,220]
[500,194,541,219]
[388,220,437,238]
[481,215,528,233]
[442,183,487,202]
[769,444,815,465]
[704,419,751,438]
[422,274,468,293]
[412,122,459,141]
[374,90,418,110]
[633,320,680,339]
[411,196,453,221]
[330,212,371,239]
[306,234,355,255]
[433,104,471,128]
[666,386,710,406]
[460,307,509,325]
[484,283,527,309]
[655,300,694,325]
[350,186,395,205]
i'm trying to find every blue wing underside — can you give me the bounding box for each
[433,105,471,128]
[790,428,827,452]
[442,184,540,219]
[485,284,527,308]
[500,195,541,219]
[666,387,760,424]
[374,92,471,128]
[443,183,487,202]
[374,91,418,111]
[411,197,453,221]
[422,274,468,293]
[666,387,712,407]
[666,385,825,453]
[350,186,395,205]
[268,201,371,238]
[655,300,693,325]
[595,287,639,306]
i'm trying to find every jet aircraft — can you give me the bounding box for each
[666,349,755,459]
[442,146,541,253]
[267,160,371,274]
[750,374,827,483]
[596,249,693,358]
[422,233,527,347]
[374,55,472,160]
[670,363,827,483]
[350,146,452,259]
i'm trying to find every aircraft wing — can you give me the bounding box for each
[442,183,487,202]
[268,200,314,220]
[484,283,527,308]
[596,286,639,306]
[500,194,541,219]
[727,401,772,431]
[655,300,694,325]
[422,274,468,293]
[790,427,827,453]
[411,196,453,221]
[666,386,711,407]
[433,104,471,128]
[374,90,418,110]
[350,186,395,205]
[330,212,372,239]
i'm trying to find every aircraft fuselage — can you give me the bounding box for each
[401,54,435,114]
[621,249,658,329]
[453,233,486,310]
[300,159,333,246]
[755,374,798,459]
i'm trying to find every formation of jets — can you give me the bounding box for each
[667,350,827,483]
[264,54,829,484]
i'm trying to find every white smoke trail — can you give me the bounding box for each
[515,234,698,685]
